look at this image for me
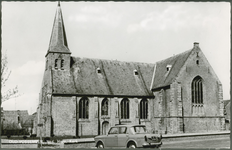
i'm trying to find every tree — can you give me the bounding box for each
[1,51,19,105]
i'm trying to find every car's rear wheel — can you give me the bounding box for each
[128,142,136,148]
[97,142,104,148]
[154,144,161,149]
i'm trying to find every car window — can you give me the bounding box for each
[118,127,127,134]
[133,126,147,134]
[108,127,118,134]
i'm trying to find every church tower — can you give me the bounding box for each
[45,1,71,71]
[37,2,72,137]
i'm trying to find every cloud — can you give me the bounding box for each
[127,5,189,32]
[127,24,141,33]
[68,5,121,28]
[126,4,225,33]
[69,14,120,27]
[14,60,45,76]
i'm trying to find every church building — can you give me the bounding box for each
[37,2,225,137]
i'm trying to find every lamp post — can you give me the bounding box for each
[38,117,46,148]
[37,123,43,148]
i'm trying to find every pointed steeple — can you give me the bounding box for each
[46,2,71,56]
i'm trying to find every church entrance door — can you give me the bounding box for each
[102,121,109,135]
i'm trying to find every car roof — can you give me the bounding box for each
[114,124,145,128]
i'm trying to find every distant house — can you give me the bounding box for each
[2,110,35,135]
[37,2,226,137]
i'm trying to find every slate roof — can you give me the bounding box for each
[151,49,193,89]
[52,69,77,94]
[3,110,29,116]
[52,57,155,96]
[46,2,70,56]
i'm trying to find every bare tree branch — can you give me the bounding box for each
[1,51,20,104]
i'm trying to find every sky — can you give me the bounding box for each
[1,2,230,115]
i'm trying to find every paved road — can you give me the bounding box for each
[161,137,230,149]
[1,136,230,149]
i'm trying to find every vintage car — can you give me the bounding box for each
[94,124,162,148]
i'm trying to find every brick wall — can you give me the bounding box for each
[52,96,76,136]
[151,49,224,134]
[44,96,155,137]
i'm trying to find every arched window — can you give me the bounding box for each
[192,76,203,104]
[79,97,89,119]
[140,98,148,119]
[61,59,64,69]
[121,98,129,119]
[101,98,108,116]
[55,59,58,69]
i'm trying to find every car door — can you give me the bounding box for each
[105,127,118,148]
[117,127,129,148]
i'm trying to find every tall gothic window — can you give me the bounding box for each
[121,98,129,119]
[79,97,89,119]
[192,76,203,104]
[140,98,148,119]
[101,98,108,116]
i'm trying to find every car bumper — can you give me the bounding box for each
[142,141,162,148]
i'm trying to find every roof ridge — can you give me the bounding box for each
[73,56,155,66]
[66,56,154,96]
[156,48,193,64]
[163,55,179,83]
[151,48,194,89]
[168,48,193,83]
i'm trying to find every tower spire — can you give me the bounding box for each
[46,2,71,56]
